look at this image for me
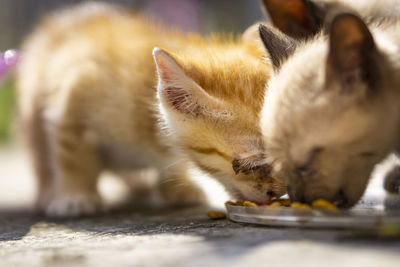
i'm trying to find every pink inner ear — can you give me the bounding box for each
[162,86,201,117]
[155,54,174,84]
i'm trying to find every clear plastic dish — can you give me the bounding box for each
[226,203,400,229]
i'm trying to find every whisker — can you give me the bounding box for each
[158,158,186,174]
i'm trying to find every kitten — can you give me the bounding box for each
[258,1,400,207]
[17,2,285,216]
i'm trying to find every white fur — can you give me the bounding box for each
[261,8,400,205]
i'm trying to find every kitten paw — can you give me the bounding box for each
[45,192,103,217]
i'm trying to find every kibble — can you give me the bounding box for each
[242,201,258,207]
[290,202,312,210]
[269,199,291,207]
[311,199,338,211]
[207,211,227,220]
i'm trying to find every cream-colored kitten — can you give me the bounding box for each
[259,1,400,207]
[17,3,285,216]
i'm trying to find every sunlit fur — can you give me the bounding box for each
[17,3,284,216]
[323,0,400,23]
[261,2,400,207]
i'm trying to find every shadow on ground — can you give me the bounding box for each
[1,205,400,267]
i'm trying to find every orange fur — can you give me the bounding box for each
[17,3,282,217]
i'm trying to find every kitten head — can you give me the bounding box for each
[260,13,400,207]
[153,47,286,203]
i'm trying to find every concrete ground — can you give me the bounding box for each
[1,144,400,267]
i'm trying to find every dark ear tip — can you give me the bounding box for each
[258,24,274,50]
[258,24,273,44]
[258,24,267,37]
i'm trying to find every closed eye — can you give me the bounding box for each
[188,146,231,162]
[188,146,231,175]
[232,153,271,178]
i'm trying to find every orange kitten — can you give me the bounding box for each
[18,3,285,216]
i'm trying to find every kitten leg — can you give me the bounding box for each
[115,169,161,207]
[45,124,103,217]
[158,162,207,207]
[23,111,53,212]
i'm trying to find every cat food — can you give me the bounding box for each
[225,200,257,206]
[226,199,290,207]
[243,201,258,207]
[311,199,338,211]
[290,202,312,210]
[225,201,241,206]
[207,211,227,220]
[226,198,337,211]
[269,199,291,207]
[225,200,259,207]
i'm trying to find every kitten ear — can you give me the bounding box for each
[153,48,228,118]
[326,13,378,89]
[259,24,299,69]
[260,0,325,39]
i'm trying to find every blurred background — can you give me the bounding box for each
[0,0,265,209]
[0,0,265,143]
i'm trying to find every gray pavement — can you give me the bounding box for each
[1,145,400,267]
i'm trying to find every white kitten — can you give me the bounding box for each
[259,2,400,206]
